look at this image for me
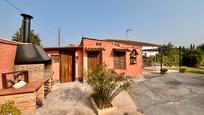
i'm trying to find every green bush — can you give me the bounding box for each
[87,65,130,109]
[179,68,186,73]
[160,68,168,74]
[0,101,21,115]
[182,49,202,67]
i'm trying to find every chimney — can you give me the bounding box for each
[15,14,51,65]
[21,13,33,43]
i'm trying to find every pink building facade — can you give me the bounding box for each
[82,37,143,76]
[44,47,83,83]
[45,37,144,82]
[0,38,17,88]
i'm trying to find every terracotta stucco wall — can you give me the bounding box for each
[44,50,60,82]
[76,49,83,79]
[45,49,84,81]
[82,38,143,76]
[0,39,17,89]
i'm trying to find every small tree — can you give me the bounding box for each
[12,23,41,45]
[87,65,130,109]
[158,42,179,67]
[182,49,202,67]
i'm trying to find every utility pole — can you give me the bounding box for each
[179,46,181,70]
[58,28,60,47]
[160,48,163,70]
[125,29,133,40]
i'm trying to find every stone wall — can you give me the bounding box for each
[36,84,44,101]
[15,64,45,82]
[0,93,36,114]
[0,84,44,114]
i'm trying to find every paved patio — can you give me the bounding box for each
[35,82,141,115]
[128,72,204,115]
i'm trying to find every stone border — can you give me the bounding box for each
[90,97,116,115]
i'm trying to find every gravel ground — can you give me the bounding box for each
[35,81,141,115]
[35,82,95,115]
[128,72,204,115]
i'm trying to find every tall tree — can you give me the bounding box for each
[157,42,179,67]
[197,44,204,65]
[197,44,204,52]
[12,23,41,45]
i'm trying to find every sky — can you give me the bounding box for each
[0,0,204,47]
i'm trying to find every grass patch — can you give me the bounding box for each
[168,66,204,75]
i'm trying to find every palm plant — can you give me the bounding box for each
[87,65,130,109]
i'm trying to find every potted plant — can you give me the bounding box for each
[87,65,130,115]
[160,68,168,74]
[179,68,186,73]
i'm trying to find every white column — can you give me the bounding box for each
[75,51,78,80]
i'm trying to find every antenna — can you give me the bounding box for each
[125,29,133,40]
[58,28,60,47]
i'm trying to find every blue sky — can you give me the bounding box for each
[0,0,203,47]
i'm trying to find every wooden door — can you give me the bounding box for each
[87,51,102,70]
[60,52,74,82]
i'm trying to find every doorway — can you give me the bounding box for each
[60,51,75,82]
[87,51,102,70]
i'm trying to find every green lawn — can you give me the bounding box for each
[168,66,204,75]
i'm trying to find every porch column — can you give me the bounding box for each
[75,51,78,80]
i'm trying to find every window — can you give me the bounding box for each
[130,49,138,64]
[114,51,126,69]
[51,55,60,62]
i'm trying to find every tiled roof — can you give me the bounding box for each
[105,39,160,47]
[82,37,160,47]
[44,46,82,50]
[0,37,17,45]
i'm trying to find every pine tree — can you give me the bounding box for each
[12,22,41,45]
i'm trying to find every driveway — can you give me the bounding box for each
[128,72,204,115]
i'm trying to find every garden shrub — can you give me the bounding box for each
[0,101,21,115]
[182,49,202,67]
[87,65,130,109]
[179,68,186,73]
[160,68,168,74]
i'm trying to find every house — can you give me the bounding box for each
[45,37,160,83]
[142,46,159,57]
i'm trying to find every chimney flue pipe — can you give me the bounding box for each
[21,14,33,43]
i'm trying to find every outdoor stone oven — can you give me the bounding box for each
[14,44,51,82]
[0,13,52,114]
[14,14,51,82]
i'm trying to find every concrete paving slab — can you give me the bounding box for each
[129,72,204,115]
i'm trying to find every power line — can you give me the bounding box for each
[33,21,57,37]
[4,0,57,37]
[4,0,23,13]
